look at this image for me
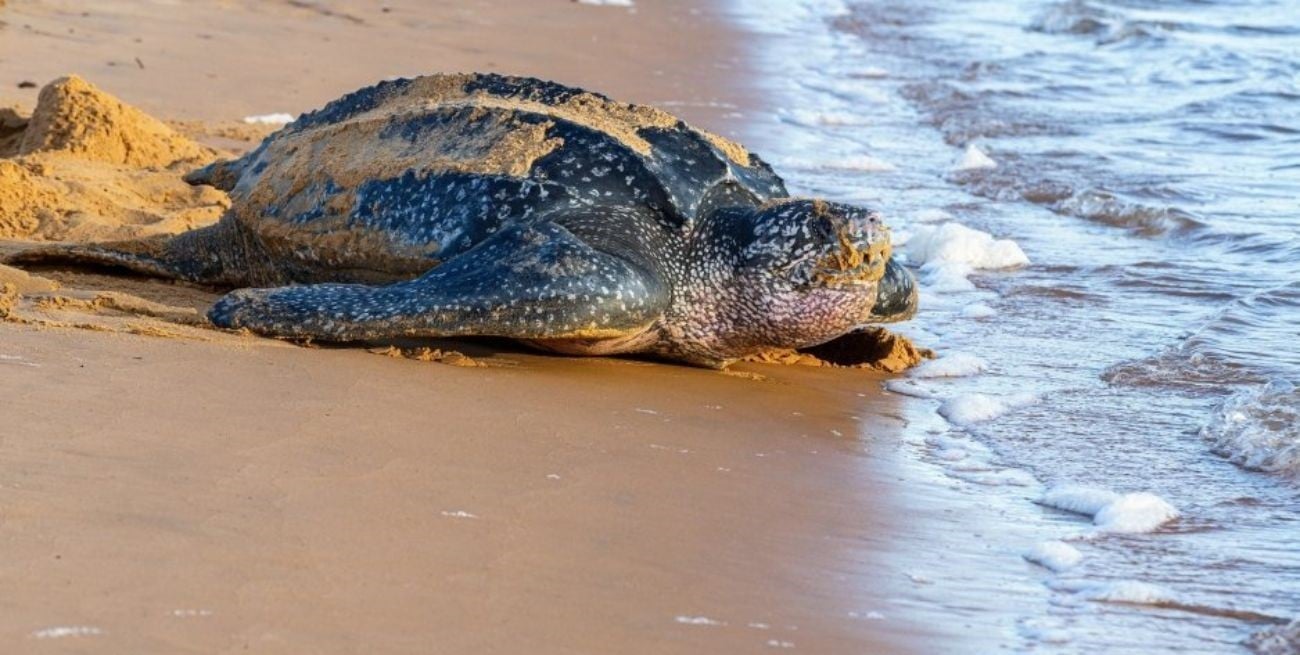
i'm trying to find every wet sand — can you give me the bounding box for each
[0,1,979,652]
[3,323,932,653]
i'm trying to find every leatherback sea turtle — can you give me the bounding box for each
[10,73,917,368]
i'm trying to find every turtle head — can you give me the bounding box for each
[685,199,917,359]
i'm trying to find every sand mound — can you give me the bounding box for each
[0,76,229,241]
[19,76,214,167]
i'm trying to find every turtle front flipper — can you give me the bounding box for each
[208,221,670,348]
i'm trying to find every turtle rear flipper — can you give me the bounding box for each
[209,220,669,348]
[4,218,255,287]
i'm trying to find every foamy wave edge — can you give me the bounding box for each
[1201,380,1300,479]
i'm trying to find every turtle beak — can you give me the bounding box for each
[867,257,918,323]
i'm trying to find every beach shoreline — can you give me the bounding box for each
[0,1,1007,652]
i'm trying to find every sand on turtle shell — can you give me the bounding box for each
[224,73,759,253]
[0,76,228,241]
[326,73,752,163]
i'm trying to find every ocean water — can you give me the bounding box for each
[725,0,1300,651]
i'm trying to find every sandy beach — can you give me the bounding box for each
[4,324,938,653]
[0,1,993,652]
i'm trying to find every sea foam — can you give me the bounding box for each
[907,222,1030,270]
[800,78,892,104]
[1093,493,1181,533]
[780,108,872,127]
[1024,540,1083,572]
[904,222,1029,296]
[938,392,1038,425]
[823,154,897,172]
[960,302,998,318]
[884,379,937,398]
[910,352,988,378]
[920,261,978,292]
[1080,580,1175,605]
[1039,484,1179,534]
[781,153,896,172]
[951,468,1038,487]
[954,143,998,171]
[1039,484,1119,515]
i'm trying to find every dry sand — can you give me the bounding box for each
[0,1,971,653]
[0,75,226,241]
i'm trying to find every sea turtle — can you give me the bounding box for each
[8,73,917,368]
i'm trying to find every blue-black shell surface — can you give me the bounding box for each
[207,73,789,281]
